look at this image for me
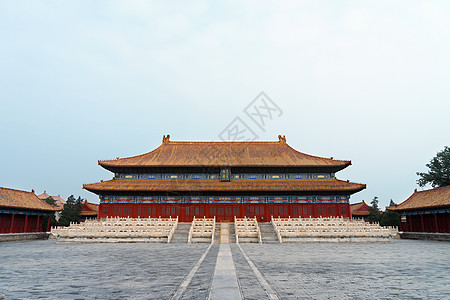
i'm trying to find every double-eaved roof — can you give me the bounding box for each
[84,136,365,195]
[388,186,450,211]
[98,135,351,170]
[0,187,61,212]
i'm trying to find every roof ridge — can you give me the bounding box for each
[167,141,282,144]
[416,185,450,193]
[0,186,34,194]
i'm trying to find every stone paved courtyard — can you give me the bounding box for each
[0,240,449,299]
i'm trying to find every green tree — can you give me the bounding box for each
[58,195,83,226]
[380,199,399,227]
[417,146,450,188]
[44,197,58,229]
[368,196,381,223]
[45,196,55,206]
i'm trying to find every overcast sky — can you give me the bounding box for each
[1,1,449,209]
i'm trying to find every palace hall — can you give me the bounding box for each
[84,135,365,222]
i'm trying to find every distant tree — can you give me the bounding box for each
[380,199,399,227]
[417,146,450,188]
[58,195,83,226]
[45,196,55,206]
[43,197,58,228]
[368,196,381,223]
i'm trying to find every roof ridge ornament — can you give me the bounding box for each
[278,135,286,143]
[162,134,171,144]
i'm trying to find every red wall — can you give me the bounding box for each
[98,203,351,222]
[0,214,45,233]
[399,213,450,233]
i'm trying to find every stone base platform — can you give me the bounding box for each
[282,236,394,243]
[0,232,49,242]
[57,237,170,243]
[400,232,450,242]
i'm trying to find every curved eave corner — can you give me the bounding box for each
[350,183,366,194]
[83,184,101,195]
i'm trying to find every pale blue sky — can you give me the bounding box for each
[1,1,449,209]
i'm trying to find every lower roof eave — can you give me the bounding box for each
[83,188,365,195]
[0,206,61,213]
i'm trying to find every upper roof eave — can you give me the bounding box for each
[97,137,352,170]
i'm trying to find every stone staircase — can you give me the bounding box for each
[170,223,191,244]
[218,223,238,244]
[213,223,221,244]
[228,223,236,244]
[172,222,270,244]
[259,223,280,244]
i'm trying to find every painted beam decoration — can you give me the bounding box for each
[100,195,350,204]
[116,173,334,180]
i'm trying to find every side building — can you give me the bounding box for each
[37,192,66,209]
[83,135,366,222]
[80,200,99,222]
[0,187,61,233]
[351,201,371,220]
[388,186,450,233]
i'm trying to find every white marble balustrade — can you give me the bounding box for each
[188,216,216,243]
[50,216,179,243]
[234,216,262,243]
[271,216,399,242]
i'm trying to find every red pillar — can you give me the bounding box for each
[9,214,15,233]
[420,214,425,232]
[46,216,50,232]
[23,215,28,233]
[434,214,439,233]
[35,215,40,232]
[408,215,412,232]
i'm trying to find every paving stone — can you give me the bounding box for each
[209,244,242,300]
[239,241,450,300]
[0,240,449,299]
[0,241,209,299]
[181,244,219,300]
[231,244,269,300]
